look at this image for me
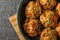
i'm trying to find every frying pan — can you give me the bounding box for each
[17,0,60,40]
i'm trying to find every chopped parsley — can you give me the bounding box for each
[50,30,57,40]
[45,20,51,26]
[47,0,50,6]
[36,25,41,32]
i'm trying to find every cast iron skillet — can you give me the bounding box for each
[18,0,60,40]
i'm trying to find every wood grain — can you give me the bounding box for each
[9,14,25,40]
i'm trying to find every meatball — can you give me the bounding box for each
[56,22,60,36]
[39,0,56,9]
[56,3,60,17]
[40,28,57,40]
[40,10,58,28]
[24,19,42,37]
[25,1,41,18]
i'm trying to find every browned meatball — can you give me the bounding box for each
[40,28,57,40]
[39,0,56,9]
[24,19,42,37]
[56,3,60,17]
[40,10,58,28]
[25,1,41,18]
[56,22,60,36]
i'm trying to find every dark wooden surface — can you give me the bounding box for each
[0,0,21,40]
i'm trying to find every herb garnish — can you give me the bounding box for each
[36,25,41,32]
[50,30,56,40]
[45,20,51,26]
[47,0,50,6]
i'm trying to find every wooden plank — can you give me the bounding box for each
[9,14,25,40]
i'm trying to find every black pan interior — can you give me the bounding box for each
[18,0,60,40]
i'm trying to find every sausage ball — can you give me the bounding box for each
[39,0,56,9]
[56,3,60,17]
[40,28,57,40]
[56,22,60,36]
[40,10,58,28]
[24,19,42,37]
[25,1,41,18]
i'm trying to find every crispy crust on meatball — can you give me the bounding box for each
[25,1,41,18]
[40,28,57,40]
[39,0,56,9]
[56,3,60,17]
[40,10,58,28]
[24,19,42,37]
[56,22,60,36]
